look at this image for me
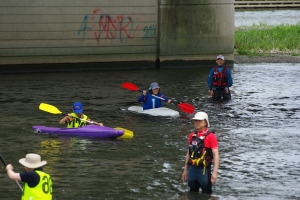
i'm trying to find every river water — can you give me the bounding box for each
[235,9,300,26]
[0,63,300,200]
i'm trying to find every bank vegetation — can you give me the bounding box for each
[234,23,300,56]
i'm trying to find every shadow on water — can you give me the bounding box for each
[0,63,300,200]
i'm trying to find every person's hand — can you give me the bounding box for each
[65,114,73,123]
[210,90,214,97]
[225,87,229,93]
[91,121,103,126]
[211,171,218,184]
[182,170,188,182]
[167,99,172,103]
[142,90,146,96]
[6,164,13,171]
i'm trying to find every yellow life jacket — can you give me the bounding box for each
[67,113,88,128]
[22,170,52,200]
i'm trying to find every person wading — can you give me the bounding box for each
[182,112,219,194]
[6,153,53,200]
[207,55,233,100]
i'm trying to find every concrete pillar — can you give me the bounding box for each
[159,0,234,64]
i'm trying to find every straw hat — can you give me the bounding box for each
[19,153,47,169]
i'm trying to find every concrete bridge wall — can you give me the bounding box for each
[0,0,234,69]
[160,0,234,63]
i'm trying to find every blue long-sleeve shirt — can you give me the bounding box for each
[207,65,233,90]
[137,91,169,110]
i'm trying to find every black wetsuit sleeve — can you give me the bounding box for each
[20,171,40,187]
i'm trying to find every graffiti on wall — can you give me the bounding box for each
[78,8,139,45]
[143,25,156,38]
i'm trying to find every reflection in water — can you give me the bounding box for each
[0,63,300,199]
[38,139,62,175]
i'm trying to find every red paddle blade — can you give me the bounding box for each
[122,82,139,91]
[178,102,195,114]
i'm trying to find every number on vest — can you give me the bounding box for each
[42,176,52,194]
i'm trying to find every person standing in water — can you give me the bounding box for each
[6,153,53,200]
[207,55,233,100]
[182,112,219,194]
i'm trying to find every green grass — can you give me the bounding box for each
[234,23,300,56]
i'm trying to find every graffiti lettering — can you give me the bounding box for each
[78,16,90,39]
[78,8,139,45]
[143,25,156,38]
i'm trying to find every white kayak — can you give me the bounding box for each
[128,106,180,117]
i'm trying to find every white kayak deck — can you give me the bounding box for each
[128,106,180,117]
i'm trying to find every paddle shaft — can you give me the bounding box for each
[0,154,23,191]
[121,82,167,101]
[138,90,167,101]
[139,91,193,111]
[62,113,99,125]
[122,82,195,114]
[148,94,166,101]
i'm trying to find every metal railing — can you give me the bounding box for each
[235,0,300,8]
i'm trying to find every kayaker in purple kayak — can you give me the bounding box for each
[59,102,103,128]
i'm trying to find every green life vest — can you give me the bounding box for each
[22,170,52,200]
[67,113,88,128]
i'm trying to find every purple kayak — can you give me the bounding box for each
[32,125,124,138]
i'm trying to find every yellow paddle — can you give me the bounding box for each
[39,103,134,139]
